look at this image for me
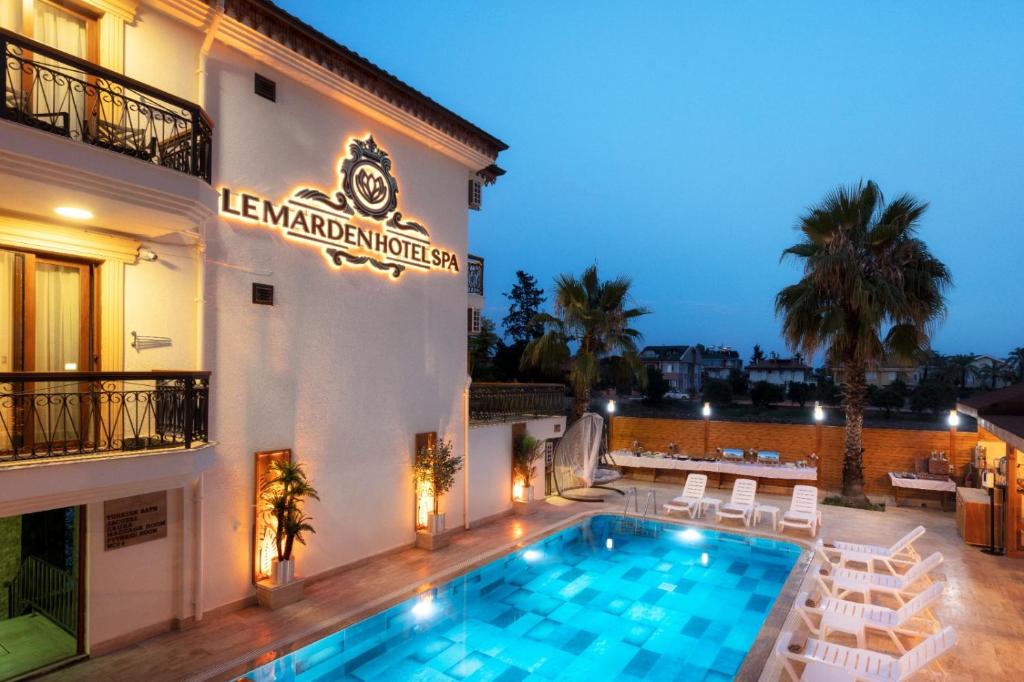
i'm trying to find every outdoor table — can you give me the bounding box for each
[607,451,818,488]
[889,472,956,510]
[754,503,780,529]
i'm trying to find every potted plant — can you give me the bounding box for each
[261,459,319,586]
[512,432,542,514]
[414,439,462,549]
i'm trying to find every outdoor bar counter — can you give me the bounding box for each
[607,450,817,490]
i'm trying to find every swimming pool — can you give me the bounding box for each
[241,515,801,681]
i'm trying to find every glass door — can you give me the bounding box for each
[0,249,95,458]
[26,0,98,141]
[0,506,85,679]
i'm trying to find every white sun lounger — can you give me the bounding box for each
[663,473,708,518]
[778,485,822,537]
[796,582,944,653]
[818,526,925,574]
[775,626,956,681]
[815,552,943,606]
[716,478,757,527]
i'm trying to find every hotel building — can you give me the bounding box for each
[0,1,563,677]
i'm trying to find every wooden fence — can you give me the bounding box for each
[609,416,978,495]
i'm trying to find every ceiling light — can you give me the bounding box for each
[55,206,93,220]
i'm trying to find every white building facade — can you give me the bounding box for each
[0,2,561,677]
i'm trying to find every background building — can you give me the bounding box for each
[747,355,813,387]
[639,345,703,393]
[700,345,742,381]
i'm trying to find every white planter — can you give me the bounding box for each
[271,558,295,585]
[524,485,536,502]
[427,512,446,535]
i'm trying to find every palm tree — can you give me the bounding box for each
[943,354,976,388]
[521,265,650,419]
[468,316,500,376]
[776,180,951,502]
[973,362,998,391]
[1007,347,1024,383]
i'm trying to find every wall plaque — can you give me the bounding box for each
[104,491,168,551]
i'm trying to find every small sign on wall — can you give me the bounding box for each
[104,491,168,551]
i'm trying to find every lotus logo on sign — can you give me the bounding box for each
[219,136,459,279]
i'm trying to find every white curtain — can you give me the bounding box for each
[33,2,88,139]
[35,262,81,443]
[0,250,13,451]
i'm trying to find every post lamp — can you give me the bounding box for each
[947,409,959,478]
[604,399,616,453]
[813,402,825,483]
[702,402,711,455]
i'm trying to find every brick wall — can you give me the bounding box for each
[610,416,978,494]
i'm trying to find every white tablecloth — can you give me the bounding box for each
[888,472,956,492]
[607,451,818,481]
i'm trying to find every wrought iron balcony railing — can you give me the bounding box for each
[467,254,484,296]
[469,383,566,423]
[0,371,210,463]
[1,28,213,183]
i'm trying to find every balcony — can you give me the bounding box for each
[469,383,566,423]
[468,254,484,296]
[1,28,213,183]
[0,371,210,464]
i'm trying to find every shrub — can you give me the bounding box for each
[750,380,785,407]
[702,379,734,406]
[643,367,671,404]
[787,381,813,408]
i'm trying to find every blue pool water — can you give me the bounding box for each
[242,515,801,681]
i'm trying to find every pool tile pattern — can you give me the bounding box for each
[244,516,799,682]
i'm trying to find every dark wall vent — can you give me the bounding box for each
[254,73,277,102]
[252,283,274,305]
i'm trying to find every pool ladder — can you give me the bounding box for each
[616,487,661,537]
[623,486,657,518]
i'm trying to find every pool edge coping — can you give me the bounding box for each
[191,509,816,681]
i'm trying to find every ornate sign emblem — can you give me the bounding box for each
[341,137,398,219]
[218,136,459,279]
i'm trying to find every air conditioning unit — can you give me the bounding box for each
[468,178,482,210]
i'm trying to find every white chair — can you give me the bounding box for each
[779,485,822,537]
[815,552,943,606]
[818,526,924,574]
[716,478,757,527]
[663,474,708,518]
[796,582,944,653]
[775,626,956,681]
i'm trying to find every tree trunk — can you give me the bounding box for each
[841,360,870,503]
[572,381,591,421]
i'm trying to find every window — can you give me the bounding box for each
[468,178,482,210]
[467,307,481,334]
[32,1,97,61]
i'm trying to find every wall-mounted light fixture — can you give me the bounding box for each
[606,399,616,414]
[55,206,93,220]
[138,247,158,262]
[813,401,824,422]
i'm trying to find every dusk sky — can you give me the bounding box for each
[280,1,1023,362]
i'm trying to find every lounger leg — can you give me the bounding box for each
[887,629,907,654]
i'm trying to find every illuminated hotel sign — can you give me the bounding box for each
[219,136,459,279]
